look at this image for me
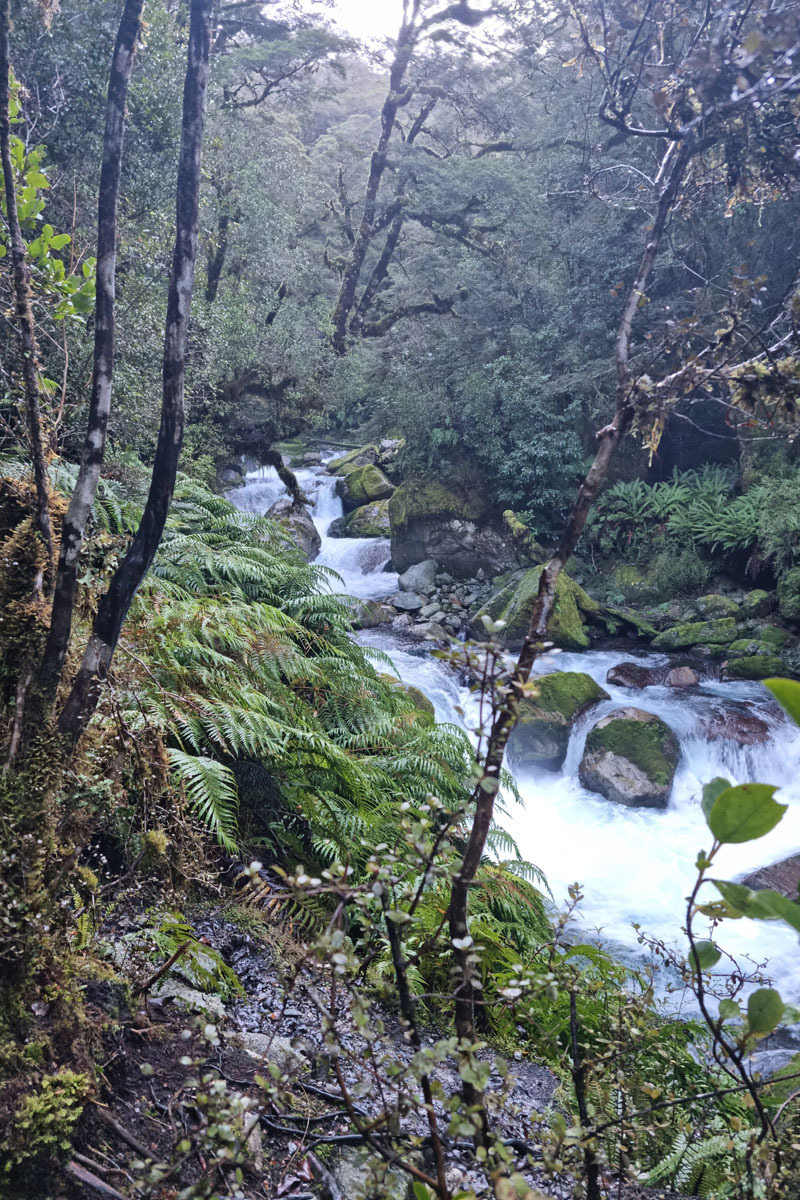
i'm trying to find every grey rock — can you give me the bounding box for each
[407,621,449,642]
[419,602,441,619]
[579,707,679,808]
[391,591,425,612]
[229,1030,305,1073]
[665,666,699,687]
[398,559,439,594]
[606,662,657,689]
[392,614,412,631]
[267,497,321,560]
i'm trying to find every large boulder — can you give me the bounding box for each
[337,464,394,511]
[327,444,378,475]
[652,618,738,651]
[388,480,518,578]
[398,559,438,594]
[471,565,599,651]
[664,666,699,687]
[606,662,658,689]
[579,707,679,808]
[266,498,321,560]
[694,593,741,619]
[509,671,609,772]
[723,653,783,680]
[741,589,773,618]
[343,500,391,538]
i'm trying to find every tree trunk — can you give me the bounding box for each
[447,138,694,1112]
[0,0,53,577]
[57,0,213,743]
[40,0,145,702]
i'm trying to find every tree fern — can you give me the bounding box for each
[167,749,239,852]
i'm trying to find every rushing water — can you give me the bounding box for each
[230,458,800,1001]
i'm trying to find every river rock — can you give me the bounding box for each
[723,653,782,680]
[652,617,739,650]
[302,451,322,465]
[337,464,394,511]
[407,620,449,643]
[218,465,243,487]
[352,600,394,630]
[327,516,347,537]
[388,479,518,577]
[343,499,390,537]
[742,589,773,617]
[327,444,378,474]
[509,671,610,772]
[266,497,321,560]
[391,592,424,612]
[471,565,599,650]
[693,593,741,619]
[741,853,800,896]
[699,703,770,746]
[606,662,657,689]
[665,666,699,687]
[579,707,679,808]
[398,559,438,594]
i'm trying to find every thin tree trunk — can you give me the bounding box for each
[57,0,213,742]
[40,0,145,702]
[447,138,694,1110]
[0,0,53,577]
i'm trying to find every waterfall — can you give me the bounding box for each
[230,457,800,1001]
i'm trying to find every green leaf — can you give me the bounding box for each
[718,998,740,1020]
[764,678,800,727]
[713,880,800,933]
[49,233,71,250]
[690,939,721,971]
[412,1184,434,1200]
[701,777,731,820]
[707,783,787,843]
[747,987,783,1035]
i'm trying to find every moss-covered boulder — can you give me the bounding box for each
[388,479,517,577]
[578,707,679,808]
[509,671,609,772]
[727,638,778,658]
[754,624,791,648]
[724,654,783,680]
[266,498,321,560]
[694,593,741,619]
[778,568,800,620]
[328,444,378,475]
[337,464,394,511]
[472,566,598,650]
[652,617,738,650]
[610,563,654,603]
[343,500,391,537]
[742,589,773,618]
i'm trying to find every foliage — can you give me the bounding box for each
[1,1070,89,1173]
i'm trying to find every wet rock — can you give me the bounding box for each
[266,497,321,560]
[665,666,699,687]
[302,451,322,465]
[343,499,391,537]
[337,464,394,510]
[327,444,378,474]
[407,620,449,643]
[391,592,424,612]
[392,614,412,631]
[741,853,800,896]
[652,617,738,650]
[398,559,438,594]
[471,565,599,650]
[723,653,783,680]
[388,480,518,577]
[579,707,679,808]
[699,703,770,746]
[694,593,742,619]
[327,516,347,538]
[509,671,609,772]
[606,662,657,689]
[742,589,773,618]
[352,600,394,630]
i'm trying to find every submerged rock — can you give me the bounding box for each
[579,707,679,808]
[510,671,609,772]
[699,703,770,746]
[266,497,321,560]
[606,662,657,689]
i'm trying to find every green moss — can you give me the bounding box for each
[342,464,394,506]
[272,440,306,467]
[605,605,658,638]
[694,593,741,619]
[727,638,776,658]
[585,714,677,787]
[725,654,783,680]
[755,623,791,648]
[532,671,609,720]
[778,568,800,620]
[1,1069,89,1173]
[741,589,772,617]
[652,617,739,650]
[344,499,390,537]
[328,444,377,476]
[403,685,436,725]
[388,479,484,530]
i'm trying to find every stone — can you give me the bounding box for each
[742,589,773,618]
[392,614,412,630]
[343,499,391,537]
[337,464,394,510]
[694,593,742,619]
[664,666,699,687]
[327,444,378,475]
[398,559,439,594]
[724,654,783,680]
[606,662,657,689]
[327,516,347,538]
[471,565,599,651]
[302,451,322,465]
[778,568,800,620]
[407,620,449,643]
[652,617,739,650]
[229,1031,305,1073]
[578,707,679,808]
[699,703,770,746]
[391,592,424,612]
[741,853,800,896]
[266,497,321,560]
[727,638,777,658]
[218,466,243,487]
[388,479,518,577]
[351,600,394,630]
[419,601,440,619]
[509,671,610,772]
[604,605,658,638]
[754,623,791,648]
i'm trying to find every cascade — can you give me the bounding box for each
[230,459,800,999]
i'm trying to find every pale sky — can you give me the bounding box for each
[331,0,403,41]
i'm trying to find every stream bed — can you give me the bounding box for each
[230,458,800,1004]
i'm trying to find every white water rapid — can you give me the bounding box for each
[230,457,800,1004]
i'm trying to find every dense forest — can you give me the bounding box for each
[3,1,800,1197]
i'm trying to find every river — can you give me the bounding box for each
[230,457,800,1004]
